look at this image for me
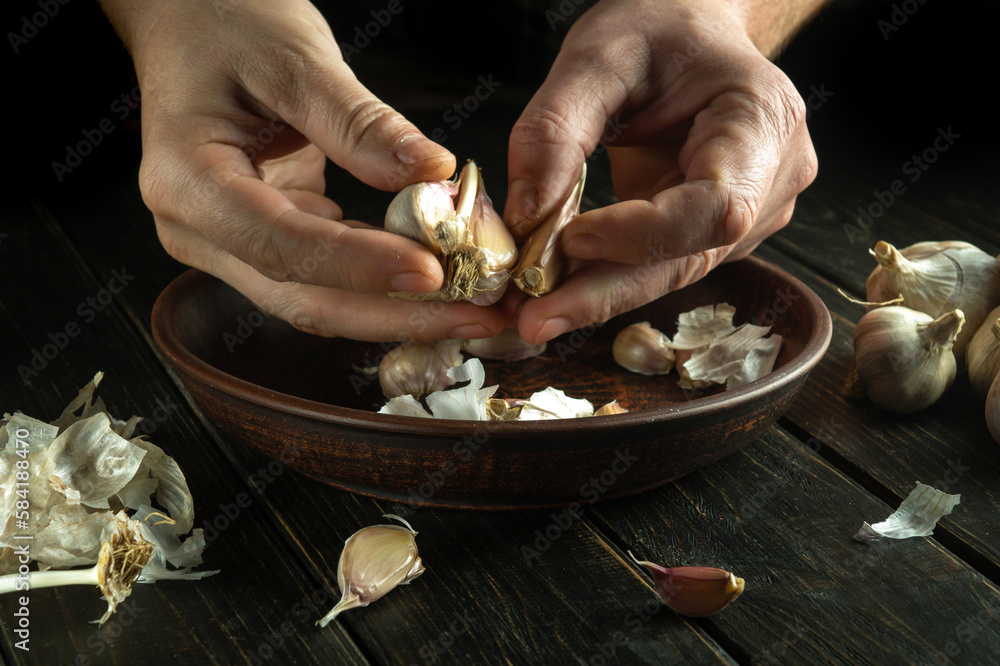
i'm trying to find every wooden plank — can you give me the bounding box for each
[590,427,1000,665]
[0,198,369,665]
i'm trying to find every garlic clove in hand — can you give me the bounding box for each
[612,322,675,375]
[512,164,587,297]
[629,551,744,617]
[847,306,963,413]
[865,240,1000,358]
[378,340,463,399]
[386,160,516,304]
[966,311,1000,395]
[318,515,424,628]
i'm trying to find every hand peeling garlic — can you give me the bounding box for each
[378,340,463,399]
[512,164,587,297]
[386,160,516,305]
[613,322,675,375]
[865,240,1000,358]
[847,306,963,413]
[318,515,424,627]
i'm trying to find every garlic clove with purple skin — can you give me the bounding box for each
[628,551,744,617]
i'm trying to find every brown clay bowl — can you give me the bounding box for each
[152,257,831,510]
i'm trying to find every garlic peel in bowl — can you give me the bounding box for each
[386,160,516,305]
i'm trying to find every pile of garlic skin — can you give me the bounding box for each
[612,304,783,391]
[377,355,622,421]
[385,159,586,303]
[0,372,216,620]
[845,240,1000,435]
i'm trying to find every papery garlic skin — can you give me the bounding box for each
[594,400,628,416]
[512,164,587,297]
[613,322,675,375]
[865,240,1000,358]
[987,366,1000,444]
[966,312,1000,395]
[848,306,963,413]
[378,340,463,399]
[629,552,744,617]
[318,515,424,628]
[386,160,516,305]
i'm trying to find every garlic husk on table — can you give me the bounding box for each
[966,312,1000,395]
[865,240,1000,357]
[378,340,463,399]
[613,322,675,375]
[847,306,964,413]
[511,164,587,297]
[386,160,517,305]
[318,515,424,628]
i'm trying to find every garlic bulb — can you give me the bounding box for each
[318,515,424,627]
[987,367,1000,444]
[378,340,463,399]
[966,310,1000,395]
[512,164,587,297]
[386,160,517,305]
[865,240,1000,357]
[847,306,964,413]
[613,322,675,375]
[462,326,546,361]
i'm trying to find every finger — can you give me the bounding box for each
[514,250,729,344]
[283,189,343,220]
[561,86,814,265]
[504,43,632,239]
[257,144,328,193]
[157,142,445,293]
[244,42,456,192]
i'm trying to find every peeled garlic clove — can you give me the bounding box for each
[386,160,516,304]
[512,164,587,297]
[594,400,628,416]
[318,515,424,628]
[378,340,463,399]
[847,306,963,413]
[462,326,546,361]
[865,240,1000,358]
[966,312,1000,395]
[629,551,744,617]
[613,322,675,375]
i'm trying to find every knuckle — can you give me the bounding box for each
[239,222,296,283]
[718,182,759,247]
[138,158,174,217]
[511,105,576,150]
[335,98,396,154]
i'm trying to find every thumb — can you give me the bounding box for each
[250,49,456,192]
[505,53,628,239]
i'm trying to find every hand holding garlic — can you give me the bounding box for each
[503,0,821,344]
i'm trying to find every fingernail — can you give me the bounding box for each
[451,323,492,339]
[563,233,608,260]
[536,317,573,342]
[394,134,449,167]
[391,271,435,292]
[507,179,538,236]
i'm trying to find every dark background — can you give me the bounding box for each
[4,0,995,204]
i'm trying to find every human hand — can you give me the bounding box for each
[100,0,504,341]
[503,0,819,343]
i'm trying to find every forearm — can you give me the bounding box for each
[735,0,831,58]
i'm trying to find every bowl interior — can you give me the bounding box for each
[164,258,826,420]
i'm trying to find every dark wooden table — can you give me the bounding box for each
[3,1,999,664]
